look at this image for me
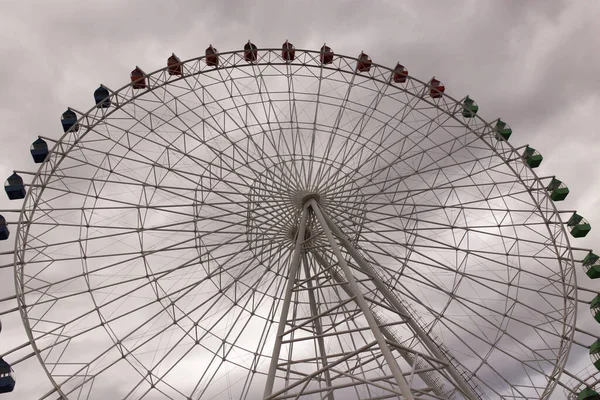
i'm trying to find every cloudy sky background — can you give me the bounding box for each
[0,0,599,398]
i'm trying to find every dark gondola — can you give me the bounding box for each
[393,63,408,83]
[205,45,219,67]
[4,173,25,200]
[61,108,78,133]
[244,41,258,62]
[167,53,182,76]
[356,52,372,73]
[282,40,295,62]
[0,215,9,241]
[0,358,15,394]
[131,67,146,89]
[320,45,334,65]
[94,85,111,108]
[30,137,49,163]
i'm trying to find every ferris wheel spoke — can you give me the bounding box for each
[211,60,302,187]
[22,181,264,241]
[252,67,305,185]
[324,110,509,205]
[22,217,284,313]
[219,66,291,173]
[354,231,571,348]
[340,215,573,299]
[353,234,577,309]
[334,76,391,173]
[319,99,457,195]
[323,143,519,204]
[312,68,360,192]
[302,62,328,190]
[185,245,298,398]
[285,64,312,187]
[331,85,423,186]
[95,93,277,199]
[341,142,480,206]
[319,206,570,331]
[339,97,444,187]
[176,67,283,180]
[75,125,263,202]
[28,236,292,392]
[20,204,253,256]
[351,255,562,399]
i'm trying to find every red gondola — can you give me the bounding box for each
[282,40,295,62]
[131,67,146,89]
[357,52,372,73]
[244,41,258,62]
[393,63,408,83]
[167,53,182,76]
[429,78,445,99]
[205,45,219,67]
[320,45,334,65]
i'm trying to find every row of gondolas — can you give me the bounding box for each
[0,41,599,398]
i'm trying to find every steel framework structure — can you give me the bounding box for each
[0,47,593,399]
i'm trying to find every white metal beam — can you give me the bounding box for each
[318,204,479,400]
[263,205,310,399]
[308,198,416,400]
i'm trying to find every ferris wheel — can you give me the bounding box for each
[0,40,599,399]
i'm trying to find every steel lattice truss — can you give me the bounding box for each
[565,366,600,399]
[2,48,589,399]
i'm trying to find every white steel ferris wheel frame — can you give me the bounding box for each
[10,47,580,399]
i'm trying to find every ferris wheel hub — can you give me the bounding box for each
[301,193,321,205]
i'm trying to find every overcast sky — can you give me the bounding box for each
[0,1,599,399]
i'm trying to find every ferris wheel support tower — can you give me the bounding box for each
[263,197,480,399]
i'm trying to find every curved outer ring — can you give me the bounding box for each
[12,47,577,399]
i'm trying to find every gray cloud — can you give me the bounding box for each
[0,1,599,399]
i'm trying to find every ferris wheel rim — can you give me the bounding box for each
[10,46,580,399]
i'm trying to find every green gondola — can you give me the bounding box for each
[583,252,600,279]
[495,119,512,140]
[547,178,569,201]
[462,96,479,118]
[522,146,543,168]
[568,212,592,238]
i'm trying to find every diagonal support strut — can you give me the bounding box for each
[315,200,480,400]
[263,205,310,399]
[308,198,416,400]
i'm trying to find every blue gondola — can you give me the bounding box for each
[0,215,8,241]
[5,173,25,200]
[30,137,49,163]
[0,358,15,393]
[94,85,111,108]
[61,108,78,133]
